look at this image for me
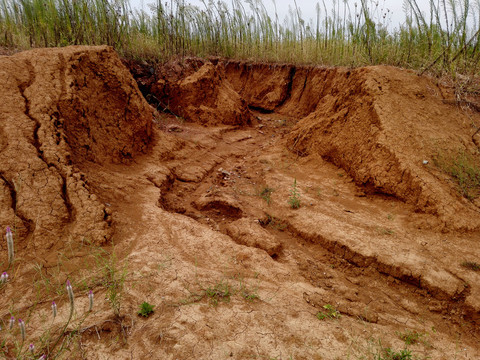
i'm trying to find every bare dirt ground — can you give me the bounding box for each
[1,46,480,360]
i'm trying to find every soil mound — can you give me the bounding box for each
[0,45,152,246]
[282,66,480,231]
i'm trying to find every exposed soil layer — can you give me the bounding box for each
[0,45,152,248]
[151,59,252,126]
[1,48,480,360]
[151,58,480,232]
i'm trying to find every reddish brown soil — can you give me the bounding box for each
[1,47,480,360]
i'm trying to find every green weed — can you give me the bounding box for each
[204,281,232,306]
[377,347,413,360]
[398,330,424,345]
[179,275,260,307]
[377,227,395,236]
[93,247,128,318]
[138,302,155,317]
[259,186,274,205]
[433,149,480,200]
[259,214,287,231]
[316,304,341,320]
[238,279,260,302]
[288,179,301,209]
[461,261,480,271]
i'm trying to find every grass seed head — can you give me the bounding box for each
[6,226,14,265]
[18,318,25,341]
[88,290,94,312]
[52,301,57,319]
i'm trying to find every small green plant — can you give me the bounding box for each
[238,280,260,302]
[398,329,424,345]
[461,261,480,271]
[259,186,274,205]
[378,347,413,360]
[180,276,260,307]
[433,149,480,200]
[93,247,128,318]
[288,179,301,209]
[241,291,259,302]
[316,304,341,320]
[377,227,395,236]
[204,281,232,306]
[138,302,155,317]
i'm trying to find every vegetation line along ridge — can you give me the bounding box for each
[0,0,479,76]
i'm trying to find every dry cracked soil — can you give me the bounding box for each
[1,45,480,360]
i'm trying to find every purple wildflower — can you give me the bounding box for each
[0,272,8,284]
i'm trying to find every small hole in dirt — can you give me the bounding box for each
[257,217,271,227]
[248,105,273,114]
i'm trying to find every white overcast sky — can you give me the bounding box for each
[128,0,439,30]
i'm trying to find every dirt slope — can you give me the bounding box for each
[1,48,480,360]
[282,66,480,231]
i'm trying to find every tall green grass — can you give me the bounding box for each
[0,0,479,75]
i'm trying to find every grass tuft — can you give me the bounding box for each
[138,302,155,317]
[259,186,274,205]
[461,260,480,271]
[204,281,232,306]
[433,149,480,200]
[398,329,424,345]
[316,304,341,320]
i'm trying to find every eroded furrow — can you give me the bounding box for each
[153,113,479,336]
